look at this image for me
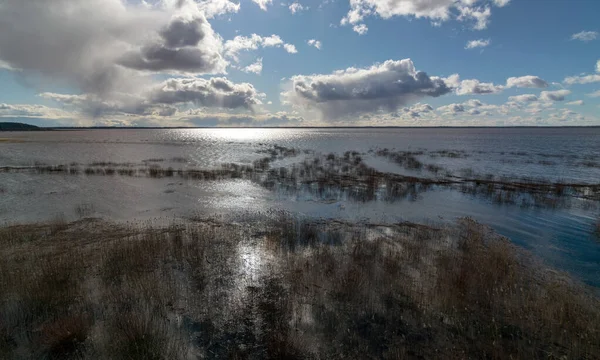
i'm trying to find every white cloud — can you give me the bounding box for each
[506,76,548,88]
[563,74,600,85]
[571,31,598,42]
[224,34,296,61]
[42,77,266,118]
[508,94,538,102]
[465,39,490,49]
[252,0,273,11]
[353,24,369,35]
[282,58,451,119]
[438,103,465,114]
[243,58,263,74]
[340,0,509,31]
[566,100,584,106]
[539,90,571,102]
[284,44,298,53]
[453,78,504,95]
[307,39,322,50]
[492,0,510,7]
[0,103,73,119]
[596,60,600,73]
[289,3,306,14]
[588,90,600,98]
[197,0,241,18]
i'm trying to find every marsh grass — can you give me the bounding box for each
[0,214,598,359]
[1,146,599,209]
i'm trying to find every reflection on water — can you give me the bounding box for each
[0,128,599,286]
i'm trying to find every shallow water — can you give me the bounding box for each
[1,128,599,286]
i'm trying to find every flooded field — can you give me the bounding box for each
[1,128,599,286]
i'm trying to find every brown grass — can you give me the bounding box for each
[0,215,598,359]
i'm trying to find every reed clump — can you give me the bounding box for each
[0,214,598,359]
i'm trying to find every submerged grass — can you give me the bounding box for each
[1,145,599,210]
[0,214,598,359]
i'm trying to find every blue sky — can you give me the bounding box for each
[0,0,599,126]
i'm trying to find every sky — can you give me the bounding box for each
[0,0,599,127]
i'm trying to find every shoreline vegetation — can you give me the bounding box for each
[0,214,599,359]
[2,145,599,209]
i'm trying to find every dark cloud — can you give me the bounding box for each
[283,59,451,119]
[0,0,226,97]
[148,78,264,110]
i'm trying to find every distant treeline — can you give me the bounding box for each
[0,122,40,131]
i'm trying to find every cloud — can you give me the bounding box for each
[224,34,296,61]
[353,24,369,35]
[147,78,265,110]
[282,58,452,119]
[197,0,241,18]
[289,3,306,14]
[508,94,538,102]
[183,111,304,127]
[597,60,600,73]
[492,0,510,7]
[243,58,263,74]
[0,103,73,119]
[564,74,600,85]
[437,103,465,114]
[307,39,323,50]
[588,90,600,98]
[284,44,298,54]
[0,0,228,97]
[42,77,265,118]
[565,100,584,106]
[454,78,504,95]
[465,39,490,49]
[117,12,227,74]
[506,76,549,88]
[539,89,571,102]
[252,0,273,11]
[571,31,598,42]
[341,0,509,31]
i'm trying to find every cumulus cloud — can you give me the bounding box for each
[508,94,538,102]
[597,60,600,73]
[243,58,263,74]
[117,12,227,74]
[307,39,323,50]
[341,0,509,31]
[252,0,273,11]
[564,74,600,85]
[147,78,265,110]
[224,34,296,61]
[438,103,465,114]
[539,90,571,102]
[0,0,227,96]
[465,39,490,49]
[284,44,298,54]
[197,0,241,18]
[506,76,548,88]
[565,100,584,106]
[353,24,369,35]
[571,31,598,42]
[452,77,504,95]
[42,77,265,118]
[588,90,600,98]
[492,0,510,7]
[282,58,451,119]
[289,3,306,14]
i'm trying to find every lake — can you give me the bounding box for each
[1,127,599,286]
